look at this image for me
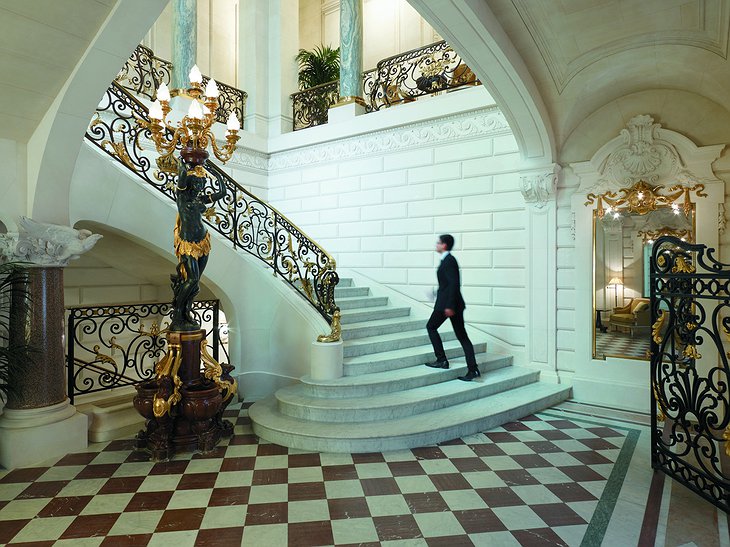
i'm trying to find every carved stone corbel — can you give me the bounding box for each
[520,164,561,208]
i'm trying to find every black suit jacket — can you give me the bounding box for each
[434,253,466,312]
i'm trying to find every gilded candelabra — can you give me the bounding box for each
[133,65,239,460]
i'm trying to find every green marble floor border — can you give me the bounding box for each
[539,411,642,547]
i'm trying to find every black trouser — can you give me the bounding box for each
[427,309,478,371]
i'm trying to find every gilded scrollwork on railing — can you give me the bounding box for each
[363,40,479,111]
[201,75,247,129]
[66,300,223,403]
[291,80,340,131]
[85,82,339,326]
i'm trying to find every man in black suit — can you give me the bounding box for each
[425,234,480,381]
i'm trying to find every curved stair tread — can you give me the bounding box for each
[344,339,488,365]
[250,383,572,452]
[344,329,457,348]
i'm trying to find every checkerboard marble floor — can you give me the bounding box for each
[595,330,650,360]
[0,403,726,546]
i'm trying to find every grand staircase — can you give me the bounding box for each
[250,278,571,453]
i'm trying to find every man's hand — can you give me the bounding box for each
[444,308,455,317]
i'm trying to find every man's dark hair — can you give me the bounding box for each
[439,234,455,251]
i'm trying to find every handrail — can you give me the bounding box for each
[291,80,340,131]
[115,44,247,127]
[85,81,339,324]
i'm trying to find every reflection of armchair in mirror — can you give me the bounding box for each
[609,298,650,336]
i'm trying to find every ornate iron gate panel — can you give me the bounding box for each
[650,236,730,512]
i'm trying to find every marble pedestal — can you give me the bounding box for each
[311,340,344,380]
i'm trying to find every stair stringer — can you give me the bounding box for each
[69,141,329,400]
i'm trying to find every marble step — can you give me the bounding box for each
[343,330,458,358]
[344,339,488,376]
[338,278,353,287]
[342,317,428,341]
[336,296,389,310]
[299,354,512,398]
[339,305,411,324]
[334,286,370,298]
[276,366,540,423]
[250,382,572,453]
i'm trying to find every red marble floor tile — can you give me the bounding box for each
[195,526,244,546]
[546,420,580,430]
[579,438,619,451]
[327,497,371,519]
[125,491,174,512]
[373,515,423,541]
[228,434,258,445]
[208,486,250,507]
[256,443,288,456]
[8,541,56,547]
[586,426,623,438]
[511,527,569,546]
[155,508,206,532]
[453,508,508,534]
[524,441,562,454]
[252,468,288,486]
[60,513,120,539]
[0,519,31,544]
[288,482,326,502]
[17,480,69,499]
[476,487,525,508]
[558,465,605,482]
[429,473,472,491]
[288,520,334,547]
[360,477,400,496]
[520,415,542,422]
[176,472,218,490]
[98,476,146,495]
[0,468,49,484]
[495,470,540,486]
[322,465,358,481]
[531,503,587,527]
[387,460,427,476]
[101,535,152,547]
[545,483,598,503]
[502,422,532,432]
[149,460,188,475]
[484,432,520,443]
[75,464,121,480]
[411,446,447,460]
[288,453,321,468]
[235,416,252,426]
[536,430,571,441]
[469,444,506,457]
[451,457,490,473]
[220,457,255,472]
[104,439,137,452]
[191,446,227,459]
[222,409,239,417]
[244,502,288,525]
[569,451,613,466]
[55,452,99,466]
[438,438,466,446]
[426,536,475,547]
[510,454,552,469]
[351,453,386,464]
[37,496,93,517]
[404,492,450,513]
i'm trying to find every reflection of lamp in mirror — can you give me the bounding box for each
[608,277,623,308]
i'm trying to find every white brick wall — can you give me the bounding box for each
[555,181,577,372]
[268,124,527,349]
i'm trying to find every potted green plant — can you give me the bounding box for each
[295,45,340,126]
[0,262,32,404]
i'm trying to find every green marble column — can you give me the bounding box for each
[172,0,197,90]
[339,0,363,100]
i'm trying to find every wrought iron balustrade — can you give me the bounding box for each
[66,300,223,403]
[115,44,246,127]
[291,80,340,131]
[85,81,339,324]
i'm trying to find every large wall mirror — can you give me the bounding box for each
[589,181,700,361]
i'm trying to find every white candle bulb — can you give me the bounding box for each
[227,111,240,131]
[187,100,203,119]
[156,82,171,102]
[189,65,202,84]
[205,79,219,98]
[149,100,163,120]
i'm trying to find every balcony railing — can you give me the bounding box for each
[291,40,479,131]
[66,300,225,404]
[115,44,247,128]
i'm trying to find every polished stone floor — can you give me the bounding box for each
[0,403,727,546]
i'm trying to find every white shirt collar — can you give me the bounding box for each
[440,250,450,261]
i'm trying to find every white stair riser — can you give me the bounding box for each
[277,371,540,422]
[301,357,512,398]
[337,278,354,287]
[343,331,458,358]
[344,342,488,376]
[335,287,370,298]
[340,307,411,323]
[342,319,427,340]
[252,388,571,453]
[337,296,390,310]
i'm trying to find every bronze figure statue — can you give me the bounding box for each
[170,159,226,331]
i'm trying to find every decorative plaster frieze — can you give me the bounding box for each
[0,217,102,267]
[519,164,561,208]
[268,107,509,170]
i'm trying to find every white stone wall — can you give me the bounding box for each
[555,182,577,375]
[266,103,528,354]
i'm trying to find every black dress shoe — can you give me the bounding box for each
[426,359,449,369]
[458,369,481,381]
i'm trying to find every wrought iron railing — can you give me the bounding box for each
[115,44,247,128]
[66,300,224,403]
[291,80,340,131]
[86,81,339,324]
